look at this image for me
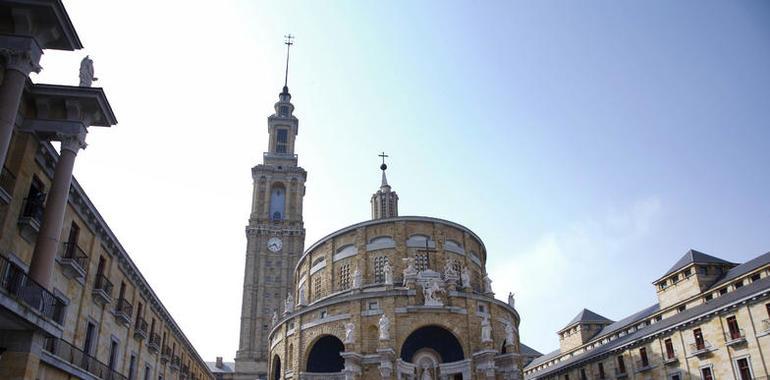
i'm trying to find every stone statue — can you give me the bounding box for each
[403,257,418,286]
[508,292,515,308]
[383,260,393,285]
[344,322,355,344]
[284,293,294,314]
[79,55,98,87]
[483,273,493,294]
[353,267,362,289]
[298,286,307,306]
[378,314,390,340]
[272,310,279,326]
[461,266,471,289]
[481,315,492,343]
[422,279,444,306]
[421,364,432,380]
[444,260,457,278]
[505,320,515,345]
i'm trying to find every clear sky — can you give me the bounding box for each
[36,0,770,360]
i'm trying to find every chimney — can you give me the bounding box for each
[216,357,223,369]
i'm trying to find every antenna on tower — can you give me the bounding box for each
[283,34,294,89]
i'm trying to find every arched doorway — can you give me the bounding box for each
[272,355,281,380]
[401,325,465,380]
[306,335,345,373]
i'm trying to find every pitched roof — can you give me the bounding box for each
[205,361,235,374]
[561,309,613,331]
[525,275,770,379]
[659,249,734,279]
[709,251,770,290]
[520,343,544,358]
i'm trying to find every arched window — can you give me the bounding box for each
[306,335,345,373]
[400,325,464,363]
[270,184,286,221]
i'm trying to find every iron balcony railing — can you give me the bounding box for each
[171,355,181,370]
[0,166,16,199]
[93,274,114,297]
[664,349,678,364]
[20,196,45,224]
[614,368,628,377]
[0,255,66,324]
[161,346,171,364]
[61,242,89,272]
[134,317,148,339]
[114,298,132,325]
[635,360,654,372]
[147,332,161,352]
[44,336,127,380]
[725,329,746,344]
[689,340,713,356]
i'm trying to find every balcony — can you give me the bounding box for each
[0,255,66,325]
[18,196,44,242]
[0,166,16,204]
[663,350,679,365]
[614,368,628,378]
[689,341,715,357]
[725,329,746,346]
[161,345,171,364]
[762,319,770,333]
[171,355,181,371]
[113,298,132,326]
[634,360,655,372]
[92,274,113,305]
[44,336,127,380]
[147,332,161,353]
[59,242,88,280]
[134,317,148,340]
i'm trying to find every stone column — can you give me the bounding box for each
[0,45,42,167]
[28,133,86,288]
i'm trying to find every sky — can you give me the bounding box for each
[34,0,770,360]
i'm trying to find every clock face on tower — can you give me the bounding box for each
[267,237,283,252]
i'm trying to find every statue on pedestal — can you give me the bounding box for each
[481,315,492,343]
[505,320,515,345]
[378,314,390,340]
[272,310,279,326]
[422,279,444,306]
[344,321,356,344]
[483,273,493,294]
[284,293,294,314]
[403,257,418,286]
[353,267,362,289]
[298,286,307,306]
[79,55,98,87]
[383,260,393,285]
[508,292,515,308]
[461,266,471,289]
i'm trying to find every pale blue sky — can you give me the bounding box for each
[37,1,770,358]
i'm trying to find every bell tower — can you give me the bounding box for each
[235,35,307,380]
[371,152,399,219]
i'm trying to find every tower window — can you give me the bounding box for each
[338,264,351,290]
[269,185,285,221]
[276,129,288,153]
[374,256,389,283]
[415,252,429,272]
[280,106,289,116]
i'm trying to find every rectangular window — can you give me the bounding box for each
[705,294,713,301]
[108,340,119,370]
[766,303,770,318]
[374,256,389,283]
[319,310,327,319]
[671,374,680,380]
[664,338,675,359]
[313,276,324,299]
[727,316,741,340]
[415,252,429,272]
[640,347,649,367]
[616,355,626,374]
[276,129,288,153]
[128,354,136,380]
[719,288,727,295]
[564,374,569,380]
[694,328,705,350]
[597,362,605,379]
[751,273,760,282]
[580,368,587,380]
[701,366,713,380]
[677,305,686,313]
[368,301,379,310]
[83,322,96,355]
[736,358,752,380]
[144,365,152,380]
[337,264,351,290]
[735,280,744,288]
[279,105,289,116]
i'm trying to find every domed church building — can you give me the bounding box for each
[266,163,522,380]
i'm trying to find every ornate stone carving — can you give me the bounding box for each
[461,266,471,289]
[378,314,390,341]
[0,47,42,75]
[383,260,393,285]
[402,257,418,286]
[482,273,493,294]
[505,320,515,345]
[422,278,444,307]
[58,132,87,154]
[298,286,307,306]
[481,315,492,343]
[344,321,355,344]
[420,364,432,380]
[79,55,98,87]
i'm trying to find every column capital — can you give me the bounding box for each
[0,46,42,75]
[58,132,87,154]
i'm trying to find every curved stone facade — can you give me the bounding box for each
[268,216,522,380]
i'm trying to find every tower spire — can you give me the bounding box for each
[283,34,294,92]
[371,152,398,219]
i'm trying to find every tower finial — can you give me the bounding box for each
[283,34,294,90]
[378,152,390,188]
[371,151,398,219]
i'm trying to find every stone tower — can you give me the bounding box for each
[370,160,398,219]
[235,39,307,380]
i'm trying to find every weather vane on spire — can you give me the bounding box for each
[283,34,294,88]
[379,152,389,171]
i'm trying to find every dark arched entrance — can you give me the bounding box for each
[306,335,345,372]
[400,325,464,363]
[272,355,281,380]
